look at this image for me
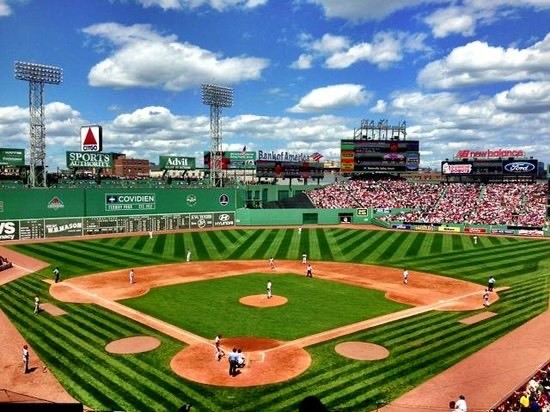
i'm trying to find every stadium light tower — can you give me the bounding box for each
[201,84,233,187]
[14,61,63,187]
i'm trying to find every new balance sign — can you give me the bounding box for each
[80,125,103,152]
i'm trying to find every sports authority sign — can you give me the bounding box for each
[80,125,103,152]
[67,152,113,168]
[105,193,156,212]
[159,156,196,170]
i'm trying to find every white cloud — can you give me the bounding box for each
[296,31,430,70]
[370,99,387,113]
[135,0,267,11]
[494,81,550,113]
[288,84,370,113]
[418,34,550,89]
[83,23,269,91]
[304,0,447,22]
[424,6,475,38]
[424,0,550,38]
[0,0,12,16]
[290,54,313,69]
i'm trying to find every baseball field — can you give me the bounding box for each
[1,227,549,411]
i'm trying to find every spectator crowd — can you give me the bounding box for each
[306,180,548,227]
[493,362,550,411]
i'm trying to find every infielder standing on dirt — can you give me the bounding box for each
[306,264,313,278]
[22,345,29,374]
[129,269,135,284]
[269,257,275,270]
[302,252,307,264]
[403,269,409,286]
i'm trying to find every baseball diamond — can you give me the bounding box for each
[0,223,549,411]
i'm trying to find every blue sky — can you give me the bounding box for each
[1,0,549,171]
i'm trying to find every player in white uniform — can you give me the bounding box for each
[269,257,275,270]
[186,249,192,262]
[302,253,307,264]
[403,269,409,286]
[267,280,272,298]
[129,269,135,284]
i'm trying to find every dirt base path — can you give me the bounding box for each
[0,246,49,286]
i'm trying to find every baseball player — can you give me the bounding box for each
[148,230,153,239]
[186,249,192,262]
[302,253,307,264]
[267,280,272,298]
[129,269,135,284]
[269,257,275,270]
[483,289,490,307]
[298,226,302,235]
[473,235,478,245]
[487,276,495,292]
[33,295,40,314]
[53,267,60,283]
[403,269,409,286]
[306,264,313,278]
[22,345,29,374]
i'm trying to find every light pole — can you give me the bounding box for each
[201,84,233,187]
[14,61,63,187]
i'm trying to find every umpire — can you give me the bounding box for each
[228,348,239,377]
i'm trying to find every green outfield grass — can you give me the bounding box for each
[1,228,549,411]
[121,273,410,340]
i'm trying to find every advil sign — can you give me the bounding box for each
[80,125,103,152]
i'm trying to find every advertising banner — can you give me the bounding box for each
[0,148,25,166]
[203,151,256,169]
[159,156,196,170]
[502,160,538,175]
[105,193,156,212]
[213,212,235,227]
[438,226,461,232]
[464,227,487,234]
[45,218,83,238]
[0,220,19,241]
[190,213,214,229]
[67,151,113,168]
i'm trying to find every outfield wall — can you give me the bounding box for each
[236,208,372,225]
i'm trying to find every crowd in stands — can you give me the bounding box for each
[493,362,550,411]
[0,255,13,271]
[306,180,548,227]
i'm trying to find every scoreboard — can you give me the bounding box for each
[340,139,420,172]
[255,160,324,179]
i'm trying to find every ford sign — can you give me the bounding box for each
[504,162,536,173]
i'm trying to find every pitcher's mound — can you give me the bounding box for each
[239,295,288,307]
[105,336,161,354]
[335,342,389,360]
[171,337,311,387]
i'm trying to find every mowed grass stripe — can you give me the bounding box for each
[226,230,263,260]
[152,234,167,255]
[205,230,229,255]
[377,232,410,261]
[340,230,380,256]
[361,230,399,261]
[314,229,334,262]
[275,229,295,259]
[250,229,279,259]
[113,236,133,248]
[54,241,140,268]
